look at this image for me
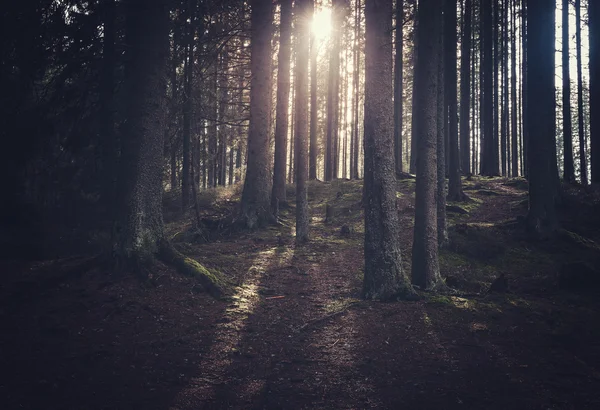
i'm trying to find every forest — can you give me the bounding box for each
[1,0,600,408]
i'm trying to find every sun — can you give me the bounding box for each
[312,7,332,41]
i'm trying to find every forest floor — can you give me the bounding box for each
[2,177,600,409]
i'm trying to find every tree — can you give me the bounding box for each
[325,0,342,181]
[575,0,587,185]
[181,0,195,208]
[460,0,472,175]
[113,0,170,266]
[437,19,448,247]
[272,0,293,213]
[239,0,274,229]
[363,0,415,300]
[592,0,600,183]
[526,0,558,236]
[411,0,445,290]
[394,0,404,174]
[562,0,575,182]
[309,27,318,180]
[445,0,464,201]
[510,0,518,177]
[480,0,497,176]
[295,0,312,243]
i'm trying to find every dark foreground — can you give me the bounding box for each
[2,177,600,409]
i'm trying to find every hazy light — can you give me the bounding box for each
[312,7,332,41]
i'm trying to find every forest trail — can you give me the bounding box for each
[2,177,600,409]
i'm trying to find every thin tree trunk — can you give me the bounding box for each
[352,0,361,179]
[410,1,419,175]
[575,0,588,185]
[562,0,575,182]
[511,0,519,177]
[460,0,472,175]
[446,0,464,201]
[271,0,292,212]
[394,0,404,174]
[309,30,318,180]
[591,0,600,183]
[295,0,311,243]
[182,2,194,208]
[522,0,529,178]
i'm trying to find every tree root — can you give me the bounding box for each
[157,241,228,298]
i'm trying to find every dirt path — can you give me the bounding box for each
[2,178,600,409]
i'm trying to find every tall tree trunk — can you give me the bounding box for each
[501,0,509,176]
[437,21,448,247]
[208,34,218,188]
[394,0,404,174]
[325,0,341,181]
[182,1,194,208]
[591,0,600,183]
[309,30,318,179]
[363,0,415,300]
[446,0,464,201]
[113,0,169,264]
[272,0,292,212]
[481,0,496,175]
[295,0,312,243]
[522,0,529,177]
[562,0,575,182]
[575,0,588,185]
[240,0,274,229]
[412,0,445,290]
[460,0,472,175]
[410,1,419,175]
[352,0,361,179]
[511,0,519,177]
[526,0,558,236]
[492,0,500,175]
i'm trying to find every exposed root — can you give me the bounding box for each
[157,240,228,298]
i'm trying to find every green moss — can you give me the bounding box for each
[158,241,229,297]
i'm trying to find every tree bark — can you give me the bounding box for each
[562,0,575,182]
[394,0,404,174]
[182,1,194,208]
[412,0,445,290]
[363,0,415,300]
[591,0,600,183]
[437,21,448,247]
[309,29,318,180]
[240,0,274,229]
[575,0,587,185]
[446,0,464,201]
[526,0,558,236]
[480,0,496,175]
[113,0,169,265]
[460,0,472,175]
[511,0,518,177]
[272,0,292,212]
[352,0,361,179]
[295,0,312,243]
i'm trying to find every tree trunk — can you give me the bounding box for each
[181,1,194,208]
[511,0,518,177]
[309,29,318,180]
[412,0,445,291]
[295,0,312,243]
[113,0,169,264]
[271,0,292,212]
[460,0,472,175]
[240,0,274,229]
[575,0,587,185]
[562,0,575,182]
[363,0,415,300]
[446,0,464,201]
[592,0,600,183]
[325,0,342,181]
[352,0,361,179]
[522,0,529,177]
[410,1,419,175]
[437,21,448,247]
[481,0,496,175]
[526,0,558,236]
[394,0,404,174]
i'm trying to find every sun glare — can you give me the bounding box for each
[312,7,332,41]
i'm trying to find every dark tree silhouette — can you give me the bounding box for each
[575,0,587,185]
[412,0,446,290]
[240,0,274,229]
[295,0,312,243]
[526,0,558,236]
[460,0,472,175]
[363,0,415,300]
[272,0,293,213]
[562,0,575,182]
[394,0,404,174]
[592,0,600,183]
